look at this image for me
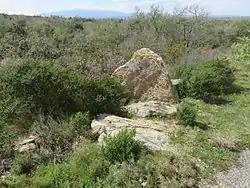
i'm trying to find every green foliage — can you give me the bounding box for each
[32,119,81,164]
[229,37,250,64]
[1,145,201,188]
[69,111,91,132]
[102,129,143,164]
[12,154,40,175]
[170,63,193,98]
[0,8,240,74]
[241,134,250,149]
[190,59,235,98]
[230,20,250,40]
[171,59,235,100]
[177,102,197,126]
[163,42,187,64]
[1,8,250,188]
[86,75,130,117]
[99,152,201,188]
[0,124,18,149]
[0,122,21,178]
[0,59,129,124]
[171,126,240,179]
[5,143,110,188]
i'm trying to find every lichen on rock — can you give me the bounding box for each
[112,48,178,103]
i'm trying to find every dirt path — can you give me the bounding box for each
[199,150,250,188]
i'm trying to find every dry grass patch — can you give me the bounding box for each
[211,135,240,150]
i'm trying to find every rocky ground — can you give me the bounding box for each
[200,150,250,188]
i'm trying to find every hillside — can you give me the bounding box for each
[0,5,250,187]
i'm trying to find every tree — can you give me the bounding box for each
[173,4,208,49]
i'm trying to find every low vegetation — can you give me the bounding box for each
[176,102,197,127]
[171,59,236,103]
[0,59,130,126]
[101,129,143,164]
[1,5,250,188]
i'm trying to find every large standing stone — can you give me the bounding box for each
[112,48,178,103]
[91,114,178,150]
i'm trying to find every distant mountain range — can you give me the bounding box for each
[40,9,250,20]
[41,9,131,19]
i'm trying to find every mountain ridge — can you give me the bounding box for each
[40,9,131,19]
[39,9,250,20]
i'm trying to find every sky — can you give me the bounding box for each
[0,0,249,16]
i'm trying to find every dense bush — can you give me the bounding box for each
[190,59,235,98]
[1,7,249,188]
[100,152,201,188]
[102,129,143,164]
[0,124,19,150]
[1,143,110,188]
[32,145,109,188]
[163,42,187,64]
[177,102,197,126]
[172,59,235,100]
[170,63,194,98]
[1,143,202,188]
[0,59,130,125]
[1,6,245,75]
[32,119,77,164]
[12,154,40,175]
[69,111,91,132]
[229,37,250,64]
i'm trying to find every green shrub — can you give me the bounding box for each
[32,119,78,164]
[171,59,235,100]
[12,154,40,175]
[0,59,130,125]
[102,129,143,164]
[177,103,197,126]
[190,59,235,98]
[228,37,250,64]
[87,75,130,117]
[2,147,201,188]
[32,114,92,164]
[69,111,91,132]
[240,134,250,149]
[170,63,193,98]
[0,125,18,150]
[37,145,109,188]
[9,143,110,188]
[163,42,187,64]
[0,124,20,170]
[99,152,200,188]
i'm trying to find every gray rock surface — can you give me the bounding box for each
[112,48,178,103]
[125,101,177,118]
[91,114,177,150]
[14,135,39,153]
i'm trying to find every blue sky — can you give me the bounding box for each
[0,0,249,16]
